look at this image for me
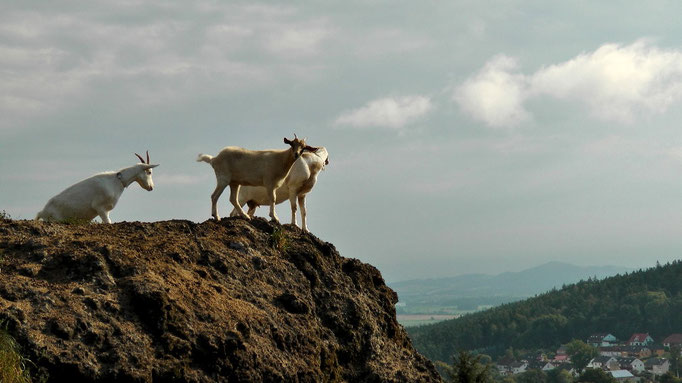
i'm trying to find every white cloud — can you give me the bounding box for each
[334,95,433,129]
[265,20,331,57]
[454,55,529,128]
[456,40,682,127]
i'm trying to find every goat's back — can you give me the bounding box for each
[39,173,117,221]
[212,146,293,185]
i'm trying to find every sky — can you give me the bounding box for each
[4,1,682,282]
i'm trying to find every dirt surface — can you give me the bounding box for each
[0,217,441,383]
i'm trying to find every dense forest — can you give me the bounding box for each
[408,261,682,363]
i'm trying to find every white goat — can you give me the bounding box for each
[36,152,159,224]
[229,147,328,232]
[197,135,316,222]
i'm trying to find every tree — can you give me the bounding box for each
[505,347,518,361]
[670,345,681,378]
[577,369,616,383]
[565,340,598,373]
[516,369,547,383]
[660,372,681,383]
[437,350,492,383]
[546,368,574,383]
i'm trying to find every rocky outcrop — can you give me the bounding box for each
[0,218,441,382]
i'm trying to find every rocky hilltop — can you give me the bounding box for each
[0,218,440,382]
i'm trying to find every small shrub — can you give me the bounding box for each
[0,325,31,383]
[0,210,11,220]
[269,227,289,251]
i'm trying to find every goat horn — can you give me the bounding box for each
[135,153,145,163]
[146,150,150,164]
[294,133,298,140]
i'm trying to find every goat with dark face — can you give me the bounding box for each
[230,146,329,232]
[197,135,317,222]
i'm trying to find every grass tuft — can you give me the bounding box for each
[269,227,289,251]
[0,324,31,383]
[61,217,93,226]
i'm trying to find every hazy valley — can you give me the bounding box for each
[390,262,631,327]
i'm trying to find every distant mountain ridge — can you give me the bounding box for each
[390,261,631,301]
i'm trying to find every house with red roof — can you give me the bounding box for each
[663,334,682,349]
[627,333,654,346]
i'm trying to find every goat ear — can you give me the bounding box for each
[143,164,159,169]
[284,137,292,145]
[134,153,145,163]
[304,146,318,152]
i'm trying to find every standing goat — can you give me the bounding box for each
[197,135,316,222]
[229,147,329,232]
[36,152,159,224]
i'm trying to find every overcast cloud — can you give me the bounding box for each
[457,40,682,127]
[334,95,433,129]
[4,1,682,282]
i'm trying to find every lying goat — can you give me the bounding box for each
[36,152,159,223]
[197,135,316,222]
[230,146,329,232]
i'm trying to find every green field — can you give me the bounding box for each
[397,314,459,327]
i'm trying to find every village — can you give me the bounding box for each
[495,333,682,382]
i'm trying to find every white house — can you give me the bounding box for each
[510,361,529,375]
[616,357,645,373]
[588,356,619,370]
[497,360,529,376]
[645,358,670,376]
[599,346,624,358]
[588,333,619,347]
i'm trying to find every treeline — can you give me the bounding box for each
[408,260,682,363]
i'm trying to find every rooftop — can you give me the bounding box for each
[610,370,634,379]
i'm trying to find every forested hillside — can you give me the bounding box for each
[408,261,682,364]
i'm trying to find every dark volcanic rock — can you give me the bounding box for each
[0,218,441,383]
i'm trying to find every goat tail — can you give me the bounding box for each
[196,154,213,164]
